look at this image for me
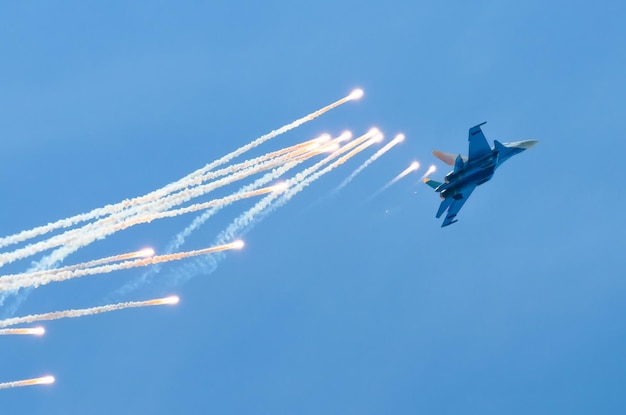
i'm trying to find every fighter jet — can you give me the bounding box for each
[424,122,538,227]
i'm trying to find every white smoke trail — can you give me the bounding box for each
[0,151,299,267]
[368,161,421,200]
[114,141,336,296]
[211,130,381,248]
[0,375,54,390]
[5,148,314,305]
[119,184,287,230]
[0,138,329,277]
[0,90,360,250]
[1,248,155,283]
[385,162,420,188]
[0,296,179,328]
[335,133,405,191]
[0,327,45,336]
[138,130,382,291]
[33,152,318,272]
[419,165,437,181]
[0,136,321,260]
[0,89,365,319]
[0,242,243,292]
[163,135,327,193]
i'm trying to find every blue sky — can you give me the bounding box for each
[1,1,625,414]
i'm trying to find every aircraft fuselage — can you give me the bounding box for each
[438,153,498,199]
[424,121,537,227]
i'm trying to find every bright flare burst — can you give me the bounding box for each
[0,327,45,336]
[395,161,420,181]
[387,160,422,186]
[336,132,405,191]
[348,88,364,100]
[369,160,422,200]
[420,164,437,181]
[0,375,55,390]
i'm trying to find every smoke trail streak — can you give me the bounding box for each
[0,90,360,250]
[0,327,45,336]
[0,135,323,260]
[2,146,321,275]
[0,242,244,292]
[385,161,420,188]
[29,133,344,277]
[116,184,287,231]
[28,149,319,271]
[0,151,299,267]
[168,89,362,191]
[111,131,365,296]
[111,136,351,298]
[5,137,334,304]
[335,133,405,191]
[419,165,437,181]
[1,248,155,283]
[168,134,328,192]
[368,161,421,201]
[0,133,339,274]
[214,129,381,246]
[0,296,179,328]
[0,376,54,390]
[142,130,383,292]
[123,146,317,225]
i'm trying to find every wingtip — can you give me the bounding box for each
[423,178,430,183]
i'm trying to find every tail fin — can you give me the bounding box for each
[453,154,464,172]
[494,139,515,159]
[494,140,506,152]
[423,178,442,191]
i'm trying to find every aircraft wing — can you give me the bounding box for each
[441,184,477,227]
[468,122,491,161]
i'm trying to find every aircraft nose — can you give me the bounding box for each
[519,139,539,149]
[507,139,539,150]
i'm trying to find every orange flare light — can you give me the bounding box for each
[0,375,55,390]
[420,164,437,181]
[270,182,289,193]
[0,327,45,336]
[144,296,180,306]
[135,248,155,258]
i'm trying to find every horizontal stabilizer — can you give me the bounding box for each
[423,178,442,190]
[433,150,467,166]
[442,218,458,227]
[436,197,453,218]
